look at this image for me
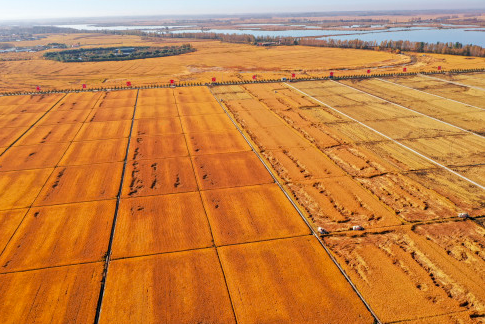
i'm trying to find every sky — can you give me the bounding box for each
[0,0,484,20]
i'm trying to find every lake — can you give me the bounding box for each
[55,24,485,47]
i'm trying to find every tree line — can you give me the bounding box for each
[43,44,195,62]
[160,31,485,57]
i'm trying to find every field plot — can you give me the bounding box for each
[100,249,236,324]
[39,108,91,125]
[74,120,132,141]
[0,201,115,272]
[177,101,224,116]
[186,130,251,155]
[406,169,485,217]
[135,103,179,119]
[123,157,198,197]
[0,263,103,324]
[112,193,213,258]
[0,209,27,252]
[17,123,82,145]
[128,134,187,160]
[326,223,485,323]
[192,151,274,190]
[0,112,43,128]
[0,127,28,147]
[339,78,485,133]
[430,73,485,88]
[88,107,134,122]
[0,169,53,210]
[219,236,374,324]
[132,117,182,136]
[390,75,485,107]
[174,87,216,103]
[0,143,69,171]
[180,113,236,133]
[201,184,309,245]
[59,138,128,166]
[34,163,123,206]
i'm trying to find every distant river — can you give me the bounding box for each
[54,24,485,47]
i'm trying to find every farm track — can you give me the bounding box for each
[0,73,483,324]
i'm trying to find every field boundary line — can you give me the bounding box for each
[377,78,485,111]
[285,83,485,191]
[93,90,139,324]
[419,74,485,91]
[173,89,240,324]
[209,86,383,324]
[334,80,485,139]
[0,93,104,259]
[0,94,67,157]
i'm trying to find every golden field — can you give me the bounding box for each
[0,85,378,323]
[213,73,485,322]
[1,33,485,92]
[0,31,483,323]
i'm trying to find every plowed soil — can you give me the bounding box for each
[0,263,102,324]
[201,184,309,245]
[0,143,69,171]
[100,249,236,324]
[112,192,213,258]
[192,151,274,190]
[218,236,374,324]
[34,163,123,206]
[122,157,198,197]
[0,200,115,272]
